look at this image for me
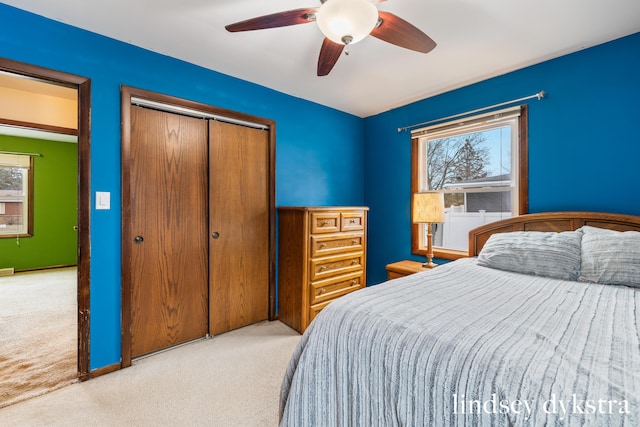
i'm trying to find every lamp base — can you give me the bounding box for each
[422,260,438,269]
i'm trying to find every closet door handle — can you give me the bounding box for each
[212,232,220,239]
[134,235,144,244]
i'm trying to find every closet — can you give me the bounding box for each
[121,87,275,364]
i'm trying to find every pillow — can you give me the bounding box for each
[578,226,640,288]
[477,230,582,280]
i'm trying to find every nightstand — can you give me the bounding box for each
[385,260,435,280]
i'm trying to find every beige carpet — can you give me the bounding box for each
[0,320,301,426]
[0,267,77,408]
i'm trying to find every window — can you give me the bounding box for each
[0,153,33,237]
[411,106,528,259]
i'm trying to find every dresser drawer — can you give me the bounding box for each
[310,211,341,234]
[310,252,364,281]
[309,300,332,325]
[310,233,364,258]
[341,211,365,232]
[310,271,364,305]
[309,278,361,322]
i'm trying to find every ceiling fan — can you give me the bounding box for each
[225,0,436,76]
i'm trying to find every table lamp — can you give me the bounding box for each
[412,192,445,268]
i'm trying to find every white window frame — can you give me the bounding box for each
[411,106,528,258]
[0,153,32,237]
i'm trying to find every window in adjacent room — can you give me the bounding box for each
[411,105,528,259]
[0,153,33,237]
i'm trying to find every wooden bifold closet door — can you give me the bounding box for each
[127,104,270,359]
[209,120,269,335]
[129,106,209,358]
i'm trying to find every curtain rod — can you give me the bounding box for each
[397,90,545,133]
[0,150,43,157]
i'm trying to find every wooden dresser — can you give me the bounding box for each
[277,206,368,333]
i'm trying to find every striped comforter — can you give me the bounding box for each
[280,258,640,426]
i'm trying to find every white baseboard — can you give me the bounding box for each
[0,267,15,276]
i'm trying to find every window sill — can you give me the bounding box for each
[413,247,468,260]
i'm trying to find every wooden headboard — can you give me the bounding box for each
[468,211,640,256]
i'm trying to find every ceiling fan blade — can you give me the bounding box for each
[226,8,317,32]
[317,38,345,76]
[370,11,436,53]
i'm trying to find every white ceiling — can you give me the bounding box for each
[3,0,640,117]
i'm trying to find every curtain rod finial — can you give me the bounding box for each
[537,91,545,100]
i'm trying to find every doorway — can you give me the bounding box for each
[120,87,276,366]
[0,58,91,381]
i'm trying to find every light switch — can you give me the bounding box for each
[96,191,110,210]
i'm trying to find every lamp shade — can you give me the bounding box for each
[316,0,379,45]
[412,192,445,223]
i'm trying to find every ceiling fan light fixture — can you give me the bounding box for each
[316,0,378,45]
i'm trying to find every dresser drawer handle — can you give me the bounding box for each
[322,220,330,225]
[351,280,357,285]
[351,260,358,265]
[320,265,328,271]
[319,287,326,295]
[351,239,358,244]
[320,243,328,248]
[350,219,357,224]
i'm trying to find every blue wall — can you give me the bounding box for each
[364,32,640,285]
[0,4,364,370]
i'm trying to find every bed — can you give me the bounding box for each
[279,212,640,426]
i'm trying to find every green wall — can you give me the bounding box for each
[0,134,77,271]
